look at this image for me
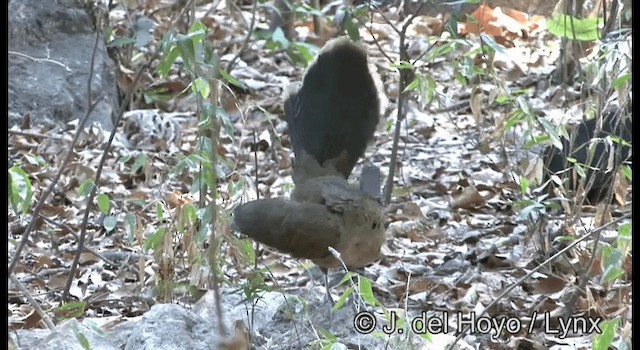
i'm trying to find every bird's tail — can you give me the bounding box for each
[284,37,381,183]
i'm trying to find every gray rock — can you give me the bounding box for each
[124,304,218,350]
[11,319,118,350]
[10,288,428,349]
[199,288,405,349]
[9,0,119,131]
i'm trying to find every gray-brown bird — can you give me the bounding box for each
[232,37,385,296]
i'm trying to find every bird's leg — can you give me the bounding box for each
[321,267,335,306]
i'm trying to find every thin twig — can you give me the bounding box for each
[9,51,71,71]
[9,274,56,330]
[355,6,395,63]
[8,61,104,283]
[8,129,67,141]
[13,268,70,284]
[205,57,227,337]
[382,3,426,204]
[39,215,119,267]
[251,129,261,272]
[226,0,258,73]
[61,33,100,300]
[62,39,162,301]
[446,213,631,350]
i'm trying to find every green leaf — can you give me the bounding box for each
[190,173,204,196]
[552,235,575,243]
[271,27,289,48]
[344,17,360,41]
[592,318,618,350]
[419,331,433,342]
[73,327,91,350]
[127,198,148,208]
[78,179,96,200]
[55,301,87,319]
[610,135,632,148]
[515,95,534,116]
[600,266,623,284]
[237,239,256,265]
[192,77,210,99]
[547,15,601,41]
[24,154,48,166]
[189,20,207,35]
[155,202,164,221]
[332,286,354,312]
[335,271,355,287]
[426,40,457,61]
[538,117,563,150]
[125,213,136,243]
[358,277,377,306]
[144,227,167,252]
[108,36,137,48]
[96,193,110,214]
[520,178,530,193]
[612,73,631,89]
[524,134,550,149]
[83,319,107,336]
[392,60,414,70]
[184,204,198,224]
[480,33,505,54]
[405,77,420,92]
[385,119,393,132]
[157,46,181,77]
[288,42,319,66]
[218,69,245,89]
[445,16,460,37]
[574,162,586,178]
[8,166,33,215]
[317,328,337,343]
[131,153,148,175]
[176,40,196,72]
[618,223,631,250]
[517,202,545,220]
[621,165,632,181]
[217,108,236,139]
[103,215,118,233]
[600,248,624,284]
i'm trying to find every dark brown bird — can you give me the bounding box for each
[232,37,385,276]
[544,106,632,204]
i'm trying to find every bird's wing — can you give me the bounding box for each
[232,198,342,259]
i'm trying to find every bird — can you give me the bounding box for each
[232,37,385,298]
[543,106,632,204]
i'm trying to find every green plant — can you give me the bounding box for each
[591,222,630,348]
[8,165,34,216]
[547,14,602,41]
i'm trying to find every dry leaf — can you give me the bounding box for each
[451,185,487,210]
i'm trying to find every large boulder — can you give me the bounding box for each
[9,0,119,131]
